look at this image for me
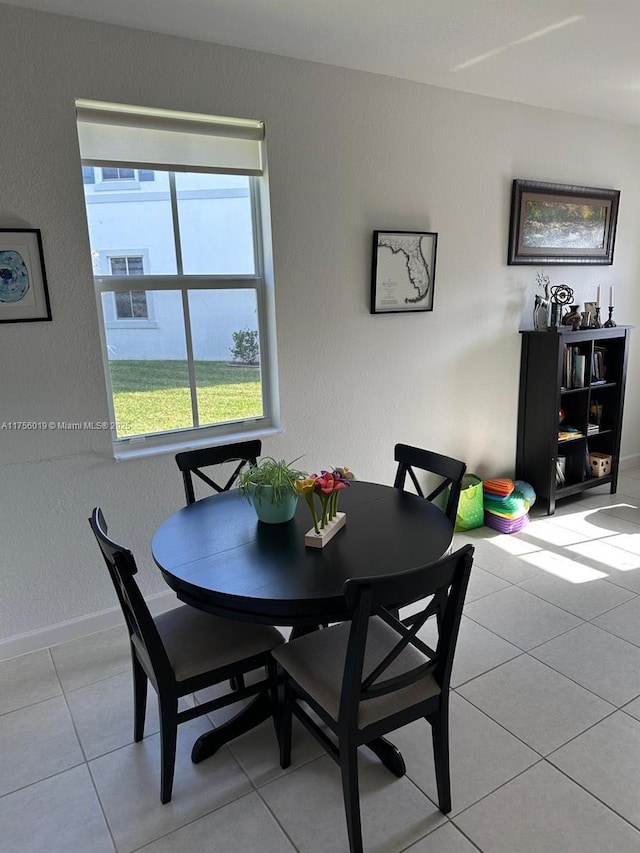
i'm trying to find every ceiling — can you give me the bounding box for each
[5,0,640,126]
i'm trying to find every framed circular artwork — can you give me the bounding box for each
[0,229,51,323]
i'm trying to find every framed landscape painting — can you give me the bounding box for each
[508,180,619,265]
[0,228,51,322]
[370,230,437,314]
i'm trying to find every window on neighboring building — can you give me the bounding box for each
[102,167,136,181]
[76,100,278,456]
[109,256,148,319]
[110,255,144,277]
[113,290,148,319]
[82,167,155,185]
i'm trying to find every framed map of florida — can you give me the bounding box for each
[370,230,437,314]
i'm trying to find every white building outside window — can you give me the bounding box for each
[76,101,280,458]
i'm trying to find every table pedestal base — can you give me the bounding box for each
[364,736,407,777]
[191,693,407,778]
[191,692,272,764]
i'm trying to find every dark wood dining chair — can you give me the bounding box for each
[89,506,282,804]
[175,439,262,505]
[175,439,262,692]
[393,443,467,526]
[273,544,474,853]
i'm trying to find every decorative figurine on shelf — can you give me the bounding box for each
[533,271,551,331]
[549,284,574,328]
[562,304,582,331]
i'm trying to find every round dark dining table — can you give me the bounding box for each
[152,480,454,767]
[153,480,453,625]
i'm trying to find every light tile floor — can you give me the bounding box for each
[3,475,640,851]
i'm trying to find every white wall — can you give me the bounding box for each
[1,3,639,644]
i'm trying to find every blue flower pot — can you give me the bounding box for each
[248,485,298,524]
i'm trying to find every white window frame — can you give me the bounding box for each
[78,104,280,460]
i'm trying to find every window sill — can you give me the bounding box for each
[112,424,282,461]
[105,320,158,329]
[94,180,141,192]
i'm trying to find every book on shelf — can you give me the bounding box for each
[562,345,571,388]
[562,345,572,388]
[556,456,566,486]
[561,344,609,390]
[572,352,586,388]
[591,346,607,383]
[587,424,600,435]
[558,426,584,441]
[562,345,588,389]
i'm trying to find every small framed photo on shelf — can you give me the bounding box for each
[583,301,597,326]
[370,230,437,314]
[0,228,51,323]
[508,180,620,265]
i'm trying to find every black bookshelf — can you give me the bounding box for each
[516,326,631,515]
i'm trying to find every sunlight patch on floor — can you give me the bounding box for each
[551,507,635,539]
[520,550,608,583]
[460,487,640,585]
[519,519,590,547]
[604,533,640,557]
[480,533,540,556]
[568,539,640,572]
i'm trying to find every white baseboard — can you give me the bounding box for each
[0,590,179,662]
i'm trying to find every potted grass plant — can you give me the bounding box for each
[238,456,307,524]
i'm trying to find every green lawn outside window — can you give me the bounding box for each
[109,360,262,437]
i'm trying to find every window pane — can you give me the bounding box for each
[131,290,148,317]
[110,257,128,276]
[102,167,135,180]
[102,290,193,437]
[177,173,256,275]
[84,172,178,274]
[188,290,263,426]
[114,291,133,318]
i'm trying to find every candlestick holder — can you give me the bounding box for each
[603,306,616,328]
[593,306,603,329]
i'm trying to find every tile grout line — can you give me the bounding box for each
[50,645,120,852]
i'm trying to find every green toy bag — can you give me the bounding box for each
[455,474,484,531]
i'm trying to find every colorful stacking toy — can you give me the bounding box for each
[483,478,535,533]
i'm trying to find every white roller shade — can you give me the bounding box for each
[76,100,264,175]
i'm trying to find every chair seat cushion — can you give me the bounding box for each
[273,617,440,729]
[136,606,284,683]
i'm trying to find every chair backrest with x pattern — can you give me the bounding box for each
[341,545,474,718]
[89,508,173,683]
[393,443,466,526]
[175,439,262,505]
